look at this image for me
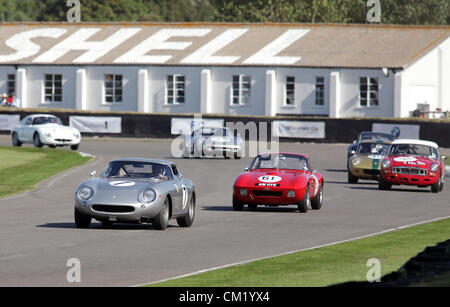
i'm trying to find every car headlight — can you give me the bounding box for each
[381,159,391,169]
[78,186,93,200]
[44,132,52,138]
[73,131,80,139]
[239,189,248,196]
[430,163,439,172]
[139,189,156,204]
[352,158,361,166]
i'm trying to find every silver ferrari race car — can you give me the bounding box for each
[74,159,195,230]
[182,126,244,159]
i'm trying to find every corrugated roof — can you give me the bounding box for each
[0,22,448,69]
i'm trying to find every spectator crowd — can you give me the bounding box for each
[0,93,21,108]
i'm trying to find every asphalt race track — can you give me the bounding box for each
[0,137,449,287]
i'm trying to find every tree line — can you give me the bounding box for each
[0,0,448,25]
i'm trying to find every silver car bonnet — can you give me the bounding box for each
[79,178,167,204]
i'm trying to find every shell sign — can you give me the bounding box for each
[0,25,310,66]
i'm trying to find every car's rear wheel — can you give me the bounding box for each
[33,133,43,148]
[298,186,310,213]
[152,198,170,230]
[232,196,244,211]
[12,133,21,147]
[177,193,195,227]
[74,207,91,229]
[311,183,324,210]
[378,177,392,190]
[348,172,358,184]
[71,144,79,151]
[431,175,442,193]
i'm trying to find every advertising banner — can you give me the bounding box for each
[69,116,122,133]
[272,121,326,139]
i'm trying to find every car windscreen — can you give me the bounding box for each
[360,133,395,142]
[102,161,173,179]
[390,144,438,158]
[249,154,308,171]
[357,143,390,154]
[32,116,62,125]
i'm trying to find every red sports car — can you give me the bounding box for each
[233,153,324,213]
[379,139,447,193]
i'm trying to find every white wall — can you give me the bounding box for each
[401,37,450,117]
[275,68,330,116]
[337,69,395,118]
[24,66,77,109]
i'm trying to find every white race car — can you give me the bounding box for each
[11,114,81,150]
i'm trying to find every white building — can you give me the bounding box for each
[0,23,449,118]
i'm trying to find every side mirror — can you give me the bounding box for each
[442,156,447,161]
[351,150,356,155]
[90,170,96,177]
[244,167,249,172]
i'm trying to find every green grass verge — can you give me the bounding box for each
[0,146,91,198]
[148,218,450,287]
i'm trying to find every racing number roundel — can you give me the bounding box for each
[258,176,282,183]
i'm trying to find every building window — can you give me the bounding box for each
[232,75,251,105]
[315,77,325,106]
[7,74,15,96]
[44,74,62,103]
[285,76,295,105]
[166,75,185,104]
[360,77,379,107]
[105,74,123,103]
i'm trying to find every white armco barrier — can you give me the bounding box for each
[69,116,122,133]
[0,114,20,131]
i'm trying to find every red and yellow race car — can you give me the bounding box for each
[379,139,447,193]
[233,153,324,213]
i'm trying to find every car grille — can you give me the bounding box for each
[92,205,135,213]
[393,167,427,176]
[252,190,283,197]
[55,139,72,142]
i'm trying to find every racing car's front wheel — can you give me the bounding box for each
[177,193,195,227]
[378,177,392,191]
[348,172,358,184]
[298,186,310,213]
[152,198,170,230]
[232,196,244,211]
[431,175,442,193]
[311,183,323,210]
[12,133,22,147]
[33,133,43,148]
[74,207,91,229]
